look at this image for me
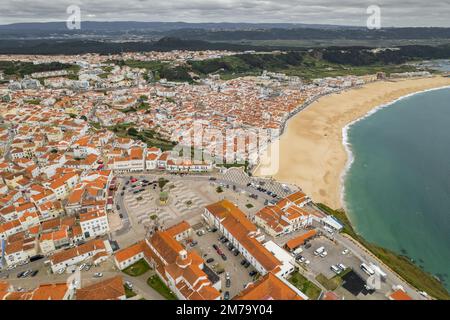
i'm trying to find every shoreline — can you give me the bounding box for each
[340,84,450,212]
[254,76,450,210]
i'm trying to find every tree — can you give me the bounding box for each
[127,127,139,136]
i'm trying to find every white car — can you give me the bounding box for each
[338,263,347,271]
[320,251,328,258]
[93,272,103,278]
[304,260,310,265]
[342,249,349,255]
[225,272,230,280]
[57,268,65,274]
[125,281,133,289]
[330,265,341,274]
[79,264,87,271]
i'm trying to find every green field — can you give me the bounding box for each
[315,273,343,291]
[316,203,450,300]
[122,259,151,277]
[124,286,137,298]
[147,275,178,300]
[288,272,322,300]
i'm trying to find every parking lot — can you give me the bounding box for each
[189,223,257,300]
[300,236,360,279]
[299,235,390,300]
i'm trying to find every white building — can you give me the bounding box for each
[203,200,282,276]
[49,239,112,273]
[79,210,109,238]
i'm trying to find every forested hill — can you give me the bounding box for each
[0,38,269,55]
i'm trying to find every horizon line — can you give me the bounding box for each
[0,20,448,29]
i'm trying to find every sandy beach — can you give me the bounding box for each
[254,76,450,210]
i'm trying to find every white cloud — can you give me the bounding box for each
[0,0,449,27]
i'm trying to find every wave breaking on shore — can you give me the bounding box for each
[340,85,450,212]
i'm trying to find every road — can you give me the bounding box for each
[334,231,428,300]
[111,171,432,300]
[1,260,164,299]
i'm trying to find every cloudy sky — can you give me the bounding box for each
[1,0,449,27]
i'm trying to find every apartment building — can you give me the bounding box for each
[79,210,109,238]
[49,238,112,273]
[110,147,145,172]
[254,191,313,237]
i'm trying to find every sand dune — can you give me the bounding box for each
[254,76,450,210]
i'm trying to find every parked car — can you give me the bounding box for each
[22,270,32,277]
[224,291,230,300]
[189,240,198,247]
[232,249,239,256]
[211,227,218,233]
[93,272,103,278]
[226,278,231,288]
[342,249,349,255]
[249,271,257,277]
[330,265,342,274]
[206,258,215,264]
[244,261,251,268]
[57,268,65,274]
[16,271,25,278]
[125,281,133,289]
[116,205,120,210]
[221,254,227,261]
[338,263,347,271]
[212,244,219,250]
[30,270,39,277]
[240,259,247,266]
[79,264,87,271]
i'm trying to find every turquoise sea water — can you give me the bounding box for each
[344,86,450,291]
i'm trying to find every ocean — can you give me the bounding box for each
[343,86,450,291]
